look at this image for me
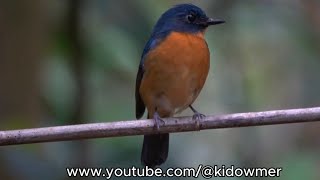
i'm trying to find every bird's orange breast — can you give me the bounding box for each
[140,31,210,117]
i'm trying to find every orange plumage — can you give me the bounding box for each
[140,32,210,118]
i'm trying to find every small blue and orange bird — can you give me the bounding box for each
[135,4,224,167]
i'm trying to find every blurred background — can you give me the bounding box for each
[0,0,320,179]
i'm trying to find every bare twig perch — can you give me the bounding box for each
[1,107,320,146]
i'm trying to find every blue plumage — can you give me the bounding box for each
[140,4,210,64]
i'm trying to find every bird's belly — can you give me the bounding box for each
[140,32,210,117]
[156,66,202,113]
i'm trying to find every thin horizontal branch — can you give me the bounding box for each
[1,107,320,146]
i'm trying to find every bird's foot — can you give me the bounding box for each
[189,105,205,130]
[192,112,206,120]
[153,111,165,130]
[192,112,205,130]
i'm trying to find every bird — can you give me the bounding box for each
[135,3,224,167]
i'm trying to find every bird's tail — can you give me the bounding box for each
[141,134,169,167]
[141,114,169,167]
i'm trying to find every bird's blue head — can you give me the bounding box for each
[151,4,225,36]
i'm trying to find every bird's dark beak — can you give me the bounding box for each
[206,18,225,26]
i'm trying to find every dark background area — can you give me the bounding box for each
[0,0,320,179]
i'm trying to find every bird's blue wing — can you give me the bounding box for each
[135,65,145,119]
[135,32,168,119]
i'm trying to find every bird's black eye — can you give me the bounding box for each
[186,13,196,23]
